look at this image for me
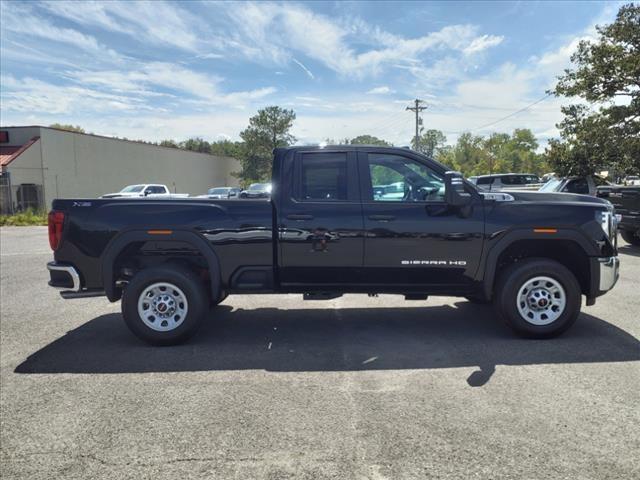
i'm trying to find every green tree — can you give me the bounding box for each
[210,139,245,159]
[49,123,85,133]
[447,132,487,176]
[349,135,391,146]
[412,129,446,158]
[237,106,296,183]
[546,3,640,176]
[180,137,211,153]
[159,139,179,148]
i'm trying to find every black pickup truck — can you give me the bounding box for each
[47,146,620,345]
[597,185,640,246]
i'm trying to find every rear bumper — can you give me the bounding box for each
[597,256,619,293]
[47,262,105,299]
[47,262,80,291]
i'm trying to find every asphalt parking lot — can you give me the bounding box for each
[1,226,638,479]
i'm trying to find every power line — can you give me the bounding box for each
[464,93,552,133]
[406,99,427,149]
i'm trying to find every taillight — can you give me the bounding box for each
[48,210,65,251]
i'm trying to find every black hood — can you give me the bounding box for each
[506,190,610,207]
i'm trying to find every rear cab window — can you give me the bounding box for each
[292,151,358,202]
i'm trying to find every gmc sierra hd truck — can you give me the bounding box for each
[47,146,620,345]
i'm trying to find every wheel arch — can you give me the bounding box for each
[482,229,597,300]
[101,229,221,302]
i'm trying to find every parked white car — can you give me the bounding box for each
[468,173,542,191]
[197,187,242,199]
[101,184,189,199]
[623,175,640,186]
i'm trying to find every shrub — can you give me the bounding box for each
[0,209,48,226]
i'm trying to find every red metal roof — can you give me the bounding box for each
[0,137,40,167]
[0,146,21,167]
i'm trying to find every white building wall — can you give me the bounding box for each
[3,138,44,212]
[33,128,239,208]
[1,127,41,147]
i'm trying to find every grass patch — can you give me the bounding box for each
[0,209,48,226]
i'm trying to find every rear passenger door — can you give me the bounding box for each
[278,150,364,286]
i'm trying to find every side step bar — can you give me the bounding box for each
[303,292,343,300]
[60,290,106,299]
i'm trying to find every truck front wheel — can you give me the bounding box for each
[495,259,581,338]
[122,265,207,345]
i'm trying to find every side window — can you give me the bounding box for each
[594,176,608,186]
[477,177,493,186]
[368,153,444,202]
[565,178,589,194]
[299,152,348,201]
[501,176,516,185]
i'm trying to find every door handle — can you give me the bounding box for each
[286,214,314,221]
[368,214,396,221]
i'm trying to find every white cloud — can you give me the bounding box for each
[463,34,504,55]
[1,3,122,60]
[41,0,201,52]
[0,74,157,115]
[366,86,394,95]
[215,2,504,78]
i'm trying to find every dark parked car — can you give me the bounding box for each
[239,183,271,198]
[597,185,640,246]
[46,146,619,345]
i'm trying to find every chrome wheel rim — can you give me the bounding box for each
[516,276,566,326]
[137,282,188,332]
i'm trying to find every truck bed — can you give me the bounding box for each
[51,197,274,290]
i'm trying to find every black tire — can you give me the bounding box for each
[465,295,491,304]
[494,258,581,338]
[620,229,640,246]
[122,265,208,345]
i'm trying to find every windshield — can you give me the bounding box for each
[208,188,229,195]
[539,178,562,192]
[120,185,145,193]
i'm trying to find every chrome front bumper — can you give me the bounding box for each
[47,262,81,292]
[598,256,620,292]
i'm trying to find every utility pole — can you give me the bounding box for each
[406,99,427,151]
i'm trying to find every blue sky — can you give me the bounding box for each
[0,1,621,146]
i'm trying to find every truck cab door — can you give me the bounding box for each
[278,150,364,286]
[358,150,484,290]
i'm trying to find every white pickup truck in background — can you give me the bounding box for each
[101,184,190,199]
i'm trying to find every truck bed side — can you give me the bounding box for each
[51,198,274,293]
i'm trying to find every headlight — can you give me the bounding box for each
[597,209,616,239]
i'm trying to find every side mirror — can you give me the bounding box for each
[444,171,472,207]
[144,190,150,196]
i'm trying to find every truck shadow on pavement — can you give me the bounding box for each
[617,245,640,258]
[15,302,639,386]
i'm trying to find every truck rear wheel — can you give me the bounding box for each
[122,265,207,345]
[495,259,581,338]
[620,229,640,246]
